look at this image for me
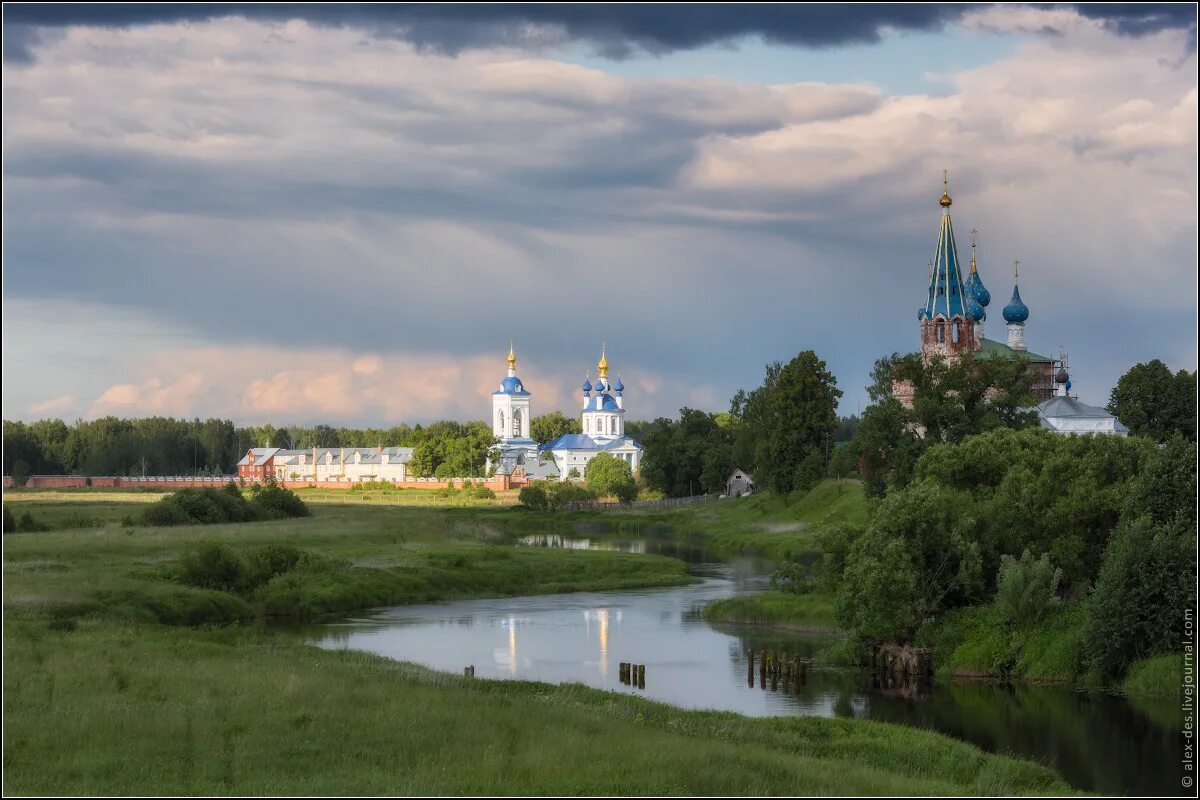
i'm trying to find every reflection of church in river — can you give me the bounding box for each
[489,344,644,478]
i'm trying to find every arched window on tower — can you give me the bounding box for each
[512,409,522,437]
[498,410,505,434]
[936,319,945,343]
[609,417,616,435]
[951,321,960,344]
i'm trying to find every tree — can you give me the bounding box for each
[757,351,841,494]
[11,459,31,487]
[584,453,637,503]
[867,353,902,403]
[640,408,735,497]
[1107,360,1196,442]
[837,479,983,641]
[1082,436,1197,679]
[530,412,581,443]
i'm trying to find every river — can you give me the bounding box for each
[290,534,1184,795]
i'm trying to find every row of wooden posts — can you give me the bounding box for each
[619,662,646,688]
[748,650,810,690]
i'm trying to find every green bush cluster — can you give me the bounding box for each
[518,480,598,511]
[141,481,308,527]
[4,505,48,533]
[174,542,321,597]
[835,428,1155,642]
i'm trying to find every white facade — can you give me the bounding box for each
[1033,396,1129,437]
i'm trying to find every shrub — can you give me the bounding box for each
[995,549,1062,627]
[17,511,48,532]
[769,560,817,594]
[142,499,194,527]
[249,480,309,519]
[3,505,15,533]
[793,449,826,493]
[518,485,548,511]
[58,512,102,530]
[242,545,307,590]
[176,543,246,592]
[472,486,496,500]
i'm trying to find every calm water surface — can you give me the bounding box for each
[292,536,1184,796]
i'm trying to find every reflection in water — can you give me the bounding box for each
[292,542,1183,796]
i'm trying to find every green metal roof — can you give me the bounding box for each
[977,337,1053,363]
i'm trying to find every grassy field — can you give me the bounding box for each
[702,591,839,632]
[2,619,1072,796]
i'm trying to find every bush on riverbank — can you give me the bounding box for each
[915,603,1085,682]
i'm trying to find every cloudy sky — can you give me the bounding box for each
[3,4,1196,426]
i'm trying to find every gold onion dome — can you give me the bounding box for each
[507,342,516,369]
[939,170,952,207]
[597,345,609,379]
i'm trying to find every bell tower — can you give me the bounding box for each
[491,342,532,443]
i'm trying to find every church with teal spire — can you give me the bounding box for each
[900,173,1057,403]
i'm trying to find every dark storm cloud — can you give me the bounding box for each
[6,3,1194,64]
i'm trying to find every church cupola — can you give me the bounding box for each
[1003,260,1030,351]
[918,172,978,359]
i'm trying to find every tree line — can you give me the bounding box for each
[2,411,638,483]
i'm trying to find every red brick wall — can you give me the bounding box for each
[7,474,519,491]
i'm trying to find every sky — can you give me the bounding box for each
[2,3,1197,426]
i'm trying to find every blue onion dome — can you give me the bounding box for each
[1055,366,1069,385]
[612,374,624,392]
[972,274,991,308]
[500,376,523,392]
[582,376,592,393]
[965,291,984,322]
[1002,284,1029,323]
[594,377,607,392]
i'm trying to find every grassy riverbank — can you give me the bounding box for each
[2,500,691,626]
[703,591,839,632]
[3,619,1073,796]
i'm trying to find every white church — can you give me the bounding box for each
[490,344,643,479]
